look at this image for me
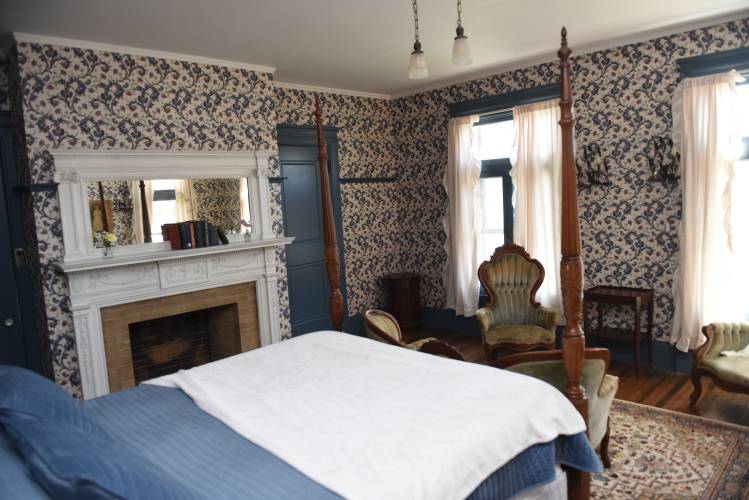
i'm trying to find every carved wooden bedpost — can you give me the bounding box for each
[314,96,344,331]
[558,28,590,500]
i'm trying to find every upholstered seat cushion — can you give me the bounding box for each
[485,325,555,345]
[405,337,438,350]
[701,356,749,386]
[505,359,618,448]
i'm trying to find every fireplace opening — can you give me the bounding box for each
[128,304,240,384]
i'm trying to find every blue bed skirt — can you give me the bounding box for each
[2,384,601,499]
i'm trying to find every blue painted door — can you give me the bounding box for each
[278,127,346,335]
[0,114,41,371]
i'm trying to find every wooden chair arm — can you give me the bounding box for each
[692,325,714,364]
[417,340,465,361]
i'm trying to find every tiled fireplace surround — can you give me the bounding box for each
[53,150,293,399]
[100,282,259,393]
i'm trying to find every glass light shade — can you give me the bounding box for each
[408,50,429,79]
[452,35,472,66]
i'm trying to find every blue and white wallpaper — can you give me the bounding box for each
[392,18,749,341]
[6,17,749,394]
[13,42,287,396]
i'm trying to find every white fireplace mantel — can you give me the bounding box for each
[50,150,293,399]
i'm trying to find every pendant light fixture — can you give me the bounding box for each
[452,0,472,66]
[408,0,428,79]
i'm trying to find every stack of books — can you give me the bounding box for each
[160,221,229,250]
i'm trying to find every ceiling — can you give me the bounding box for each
[2,0,749,96]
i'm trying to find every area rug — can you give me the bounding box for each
[592,400,749,499]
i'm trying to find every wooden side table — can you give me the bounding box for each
[583,286,654,377]
[383,273,422,329]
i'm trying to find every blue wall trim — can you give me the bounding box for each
[449,83,560,117]
[677,46,749,77]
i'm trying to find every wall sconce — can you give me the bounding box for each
[577,144,612,188]
[647,136,679,183]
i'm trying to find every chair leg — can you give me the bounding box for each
[599,417,611,469]
[484,344,496,362]
[690,370,703,407]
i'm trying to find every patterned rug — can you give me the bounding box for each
[592,400,749,499]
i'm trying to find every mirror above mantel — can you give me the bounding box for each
[86,177,251,247]
[51,150,284,265]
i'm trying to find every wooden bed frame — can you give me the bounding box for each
[313,27,590,500]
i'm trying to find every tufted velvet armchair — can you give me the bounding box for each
[493,348,619,468]
[691,323,749,406]
[363,310,464,360]
[476,245,560,361]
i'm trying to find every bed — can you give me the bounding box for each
[0,29,598,500]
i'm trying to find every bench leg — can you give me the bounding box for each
[600,417,611,469]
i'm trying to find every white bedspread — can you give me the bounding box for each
[146,331,585,500]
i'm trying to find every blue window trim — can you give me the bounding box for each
[480,158,514,245]
[676,46,749,78]
[449,83,560,117]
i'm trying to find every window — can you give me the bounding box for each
[150,179,178,242]
[731,82,749,320]
[474,117,514,261]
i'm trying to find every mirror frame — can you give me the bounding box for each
[51,150,275,263]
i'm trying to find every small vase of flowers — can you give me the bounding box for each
[240,219,252,242]
[93,231,118,258]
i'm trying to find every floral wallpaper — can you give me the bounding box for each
[274,88,403,314]
[13,41,289,396]
[192,177,243,231]
[391,18,749,340]
[85,180,136,245]
[8,17,749,394]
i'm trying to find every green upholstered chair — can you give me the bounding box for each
[476,244,560,361]
[493,348,618,468]
[363,310,464,360]
[690,323,749,406]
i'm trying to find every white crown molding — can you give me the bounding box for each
[12,32,276,74]
[390,8,749,98]
[274,81,391,100]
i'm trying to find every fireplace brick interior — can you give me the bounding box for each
[100,282,259,392]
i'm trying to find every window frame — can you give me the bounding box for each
[739,81,749,161]
[479,158,514,245]
[451,85,560,307]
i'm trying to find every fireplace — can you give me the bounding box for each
[100,282,259,392]
[129,304,240,384]
[52,150,294,399]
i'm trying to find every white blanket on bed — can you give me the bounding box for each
[146,331,585,500]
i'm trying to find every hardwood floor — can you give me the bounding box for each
[406,327,749,427]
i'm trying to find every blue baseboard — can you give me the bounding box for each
[420,307,692,374]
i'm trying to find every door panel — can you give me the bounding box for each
[278,128,345,336]
[0,115,37,369]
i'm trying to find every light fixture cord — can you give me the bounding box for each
[456,0,463,27]
[412,0,421,44]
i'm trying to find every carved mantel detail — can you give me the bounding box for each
[50,150,294,399]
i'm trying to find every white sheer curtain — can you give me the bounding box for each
[671,70,743,352]
[510,100,563,316]
[131,180,153,244]
[240,178,251,225]
[175,179,198,222]
[444,115,482,317]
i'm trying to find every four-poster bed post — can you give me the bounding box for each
[314,95,345,331]
[139,180,152,243]
[311,28,591,498]
[558,27,591,500]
